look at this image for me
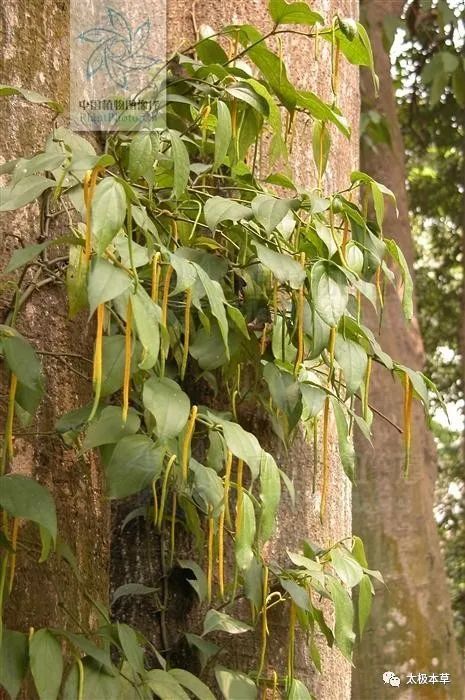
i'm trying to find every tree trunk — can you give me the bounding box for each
[110,1,359,698]
[0,1,109,695]
[352,2,464,698]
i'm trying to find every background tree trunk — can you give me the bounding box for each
[352,2,464,698]
[0,2,109,695]
[110,1,359,698]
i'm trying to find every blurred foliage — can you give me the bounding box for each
[372,0,465,649]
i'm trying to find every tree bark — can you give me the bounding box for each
[0,1,109,696]
[110,1,359,698]
[352,3,464,698]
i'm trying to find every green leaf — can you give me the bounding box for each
[185,634,220,672]
[225,83,269,115]
[203,610,253,636]
[254,242,305,289]
[0,84,62,111]
[87,258,132,316]
[251,194,296,234]
[311,261,348,326]
[204,196,251,231]
[2,334,43,392]
[263,363,301,415]
[178,559,208,602]
[327,578,355,661]
[214,417,262,479]
[169,130,190,198]
[106,435,164,498]
[0,629,28,700]
[281,578,310,610]
[334,336,368,395]
[312,121,330,181]
[0,474,56,545]
[101,335,135,397]
[117,623,145,675]
[10,152,66,186]
[259,451,281,542]
[330,546,363,588]
[63,633,114,675]
[91,178,127,255]
[0,175,55,212]
[300,384,326,419]
[297,91,350,137]
[5,242,49,272]
[215,667,257,700]
[288,678,313,700]
[189,325,228,370]
[67,244,89,317]
[143,377,190,440]
[214,100,232,171]
[190,459,224,516]
[30,629,63,700]
[147,670,189,700]
[269,0,323,25]
[169,670,215,700]
[235,491,256,570]
[82,406,140,450]
[131,287,161,369]
[112,583,157,605]
[385,239,414,320]
[194,264,229,350]
[358,573,373,637]
[128,132,155,181]
[331,398,355,482]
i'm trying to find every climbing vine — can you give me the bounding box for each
[0,2,439,698]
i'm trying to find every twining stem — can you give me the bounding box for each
[157,455,176,531]
[235,458,244,534]
[312,417,318,494]
[403,375,413,476]
[122,299,133,424]
[89,303,105,422]
[151,252,161,302]
[294,253,306,374]
[1,373,17,476]
[169,492,177,568]
[287,601,296,684]
[320,396,330,523]
[207,508,214,604]
[180,288,192,381]
[8,518,19,594]
[257,565,269,681]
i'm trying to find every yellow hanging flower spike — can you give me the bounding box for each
[161,264,173,327]
[257,565,269,681]
[151,251,161,303]
[83,166,104,263]
[180,288,192,381]
[157,455,176,531]
[8,517,19,593]
[169,492,177,568]
[89,303,105,422]
[122,298,132,425]
[181,405,198,483]
[294,253,306,374]
[207,507,214,604]
[403,374,413,476]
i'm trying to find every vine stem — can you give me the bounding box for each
[256,565,269,681]
[88,304,104,422]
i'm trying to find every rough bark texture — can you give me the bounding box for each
[0,2,109,696]
[352,3,464,698]
[111,2,359,699]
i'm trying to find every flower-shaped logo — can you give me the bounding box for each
[78,7,160,88]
